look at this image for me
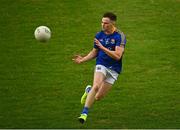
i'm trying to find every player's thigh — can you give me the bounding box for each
[93,65,106,85]
[96,81,112,99]
[93,72,106,90]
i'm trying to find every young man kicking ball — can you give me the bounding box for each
[73,12,126,124]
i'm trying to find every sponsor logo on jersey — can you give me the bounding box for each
[105,38,110,45]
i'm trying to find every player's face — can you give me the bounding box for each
[101,17,113,32]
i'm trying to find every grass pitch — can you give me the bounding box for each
[0,0,179,128]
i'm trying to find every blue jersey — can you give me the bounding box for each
[94,30,126,74]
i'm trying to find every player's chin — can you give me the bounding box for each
[102,28,108,32]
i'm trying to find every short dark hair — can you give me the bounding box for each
[103,12,117,21]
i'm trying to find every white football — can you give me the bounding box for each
[34,26,51,42]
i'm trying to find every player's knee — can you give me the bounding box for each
[92,84,99,92]
[95,96,100,101]
[95,94,103,101]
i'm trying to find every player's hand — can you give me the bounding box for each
[94,38,104,50]
[72,55,83,64]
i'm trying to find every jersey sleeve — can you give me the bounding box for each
[116,32,126,47]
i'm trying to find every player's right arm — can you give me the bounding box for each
[73,48,98,64]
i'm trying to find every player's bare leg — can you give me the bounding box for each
[78,72,105,123]
[95,81,112,101]
[85,72,105,108]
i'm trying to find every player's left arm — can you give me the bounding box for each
[94,38,124,61]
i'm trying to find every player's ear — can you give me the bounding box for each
[110,21,115,28]
[111,20,115,25]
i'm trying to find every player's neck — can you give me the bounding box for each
[104,26,116,35]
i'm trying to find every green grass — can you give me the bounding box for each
[0,0,179,128]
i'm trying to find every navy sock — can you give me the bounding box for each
[82,107,89,115]
[86,87,91,93]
